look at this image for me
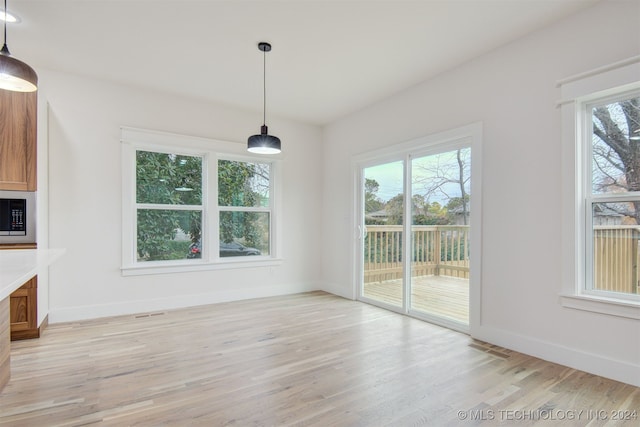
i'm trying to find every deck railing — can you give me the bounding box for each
[364,225,469,283]
[364,224,640,294]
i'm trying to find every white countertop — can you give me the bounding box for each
[0,249,65,301]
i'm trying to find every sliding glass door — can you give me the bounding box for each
[358,134,475,332]
[361,161,405,309]
[410,148,470,326]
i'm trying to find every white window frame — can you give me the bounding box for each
[121,127,282,276]
[559,56,640,319]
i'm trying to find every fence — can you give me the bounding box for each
[593,226,639,294]
[363,225,469,283]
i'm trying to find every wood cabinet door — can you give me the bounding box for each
[9,276,37,339]
[0,90,37,191]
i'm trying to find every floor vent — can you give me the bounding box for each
[469,340,512,359]
[135,312,166,318]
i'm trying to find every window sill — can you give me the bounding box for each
[559,293,640,320]
[121,257,284,276]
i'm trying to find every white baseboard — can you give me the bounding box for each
[473,324,640,387]
[49,282,318,323]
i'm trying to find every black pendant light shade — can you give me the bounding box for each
[248,42,281,154]
[248,124,281,154]
[0,0,37,92]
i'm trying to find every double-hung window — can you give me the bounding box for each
[135,149,204,262]
[121,128,279,275]
[559,58,640,318]
[218,159,272,258]
[584,91,640,300]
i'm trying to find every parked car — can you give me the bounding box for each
[187,241,261,258]
[220,241,261,257]
[187,241,202,259]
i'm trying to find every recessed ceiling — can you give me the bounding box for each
[9,0,598,125]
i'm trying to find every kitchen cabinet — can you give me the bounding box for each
[0,248,64,392]
[0,244,40,340]
[9,275,38,340]
[0,90,37,191]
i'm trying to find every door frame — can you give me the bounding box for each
[351,123,483,334]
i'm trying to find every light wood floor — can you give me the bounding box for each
[0,291,638,426]
[363,275,469,324]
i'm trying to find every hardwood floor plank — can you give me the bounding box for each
[0,291,637,426]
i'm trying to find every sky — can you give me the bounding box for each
[364,148,471,205]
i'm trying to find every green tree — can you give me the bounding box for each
[136,153,268,261]
[218,160,268,249]
[136,151,202,260]
[385,194,404,225]
[364,178,384,214]
[413,200,449,225]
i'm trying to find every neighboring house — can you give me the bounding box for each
[593,204,625,226]
[365,209,389,223]
[593,203,638,226]
[447,205,470,226]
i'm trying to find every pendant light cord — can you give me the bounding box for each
[2,0,7,48]
[1,0,9,54]
[263,47,267,126]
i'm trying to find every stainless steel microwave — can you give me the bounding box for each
[0,190,36,244]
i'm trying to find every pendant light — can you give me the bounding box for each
[0,0,37,92]
[248,42,281,154]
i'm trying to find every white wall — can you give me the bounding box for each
[321,0,640,386]
[41,70,323,322]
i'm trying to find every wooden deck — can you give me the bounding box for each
[363,275,469,324]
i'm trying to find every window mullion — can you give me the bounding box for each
[218,206,270,213]
[137,203,203,211]
[590,193,640,203]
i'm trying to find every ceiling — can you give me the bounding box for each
[8,0,598,126]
